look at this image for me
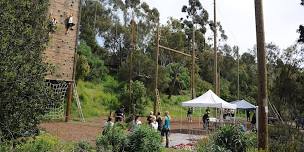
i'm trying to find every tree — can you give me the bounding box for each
[0,0,56,140]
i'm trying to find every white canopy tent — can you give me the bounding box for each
[231,100,256,109]
[181,90,237,109]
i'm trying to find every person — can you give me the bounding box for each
[162,111,171,148]
[246,110,251,122]
[147,111,154,124]
[115,106,125,122]
[156,112,163,132]
[49,17,57,33]
[130,115,142,131]
[202,111,209,130]
[150,116,158,131]
[65,14,75,34]
[187,107,193,122]
[251,111,256,131]
[102,117,114,134]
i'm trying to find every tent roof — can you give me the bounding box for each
[231,100,256,109]
[181,90,236,109]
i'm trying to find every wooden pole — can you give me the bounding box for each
[65,82,73,122]
[191,25,196,99]
[154,23,160,115]
[254,0,268,150]
[159,45,196,58]
[213,0,218,95]
[237,48,240,99]
[129,17,135,117]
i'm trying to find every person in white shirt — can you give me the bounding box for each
[130,116,142,132]
[102,117,114,134]
[150,116,158,131]
[65,14,75,34]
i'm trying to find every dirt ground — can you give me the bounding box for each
[39,117,210,145]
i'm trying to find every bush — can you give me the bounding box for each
[127,125,162,152]
[15,134,73,152]
[269,124,304,152]
[74,140,94,152]
[196,125,256,152]
[0,0,57,140]
[96,124,128,152]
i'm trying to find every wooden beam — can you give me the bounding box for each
[159,45,198,59]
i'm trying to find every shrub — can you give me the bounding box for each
[212,125,248,151]
[96,124,128,152]
[0,0,57,140]
[127,125,162,152]
[74,140,94,152]
[269,124,304,152]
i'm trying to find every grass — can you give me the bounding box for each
[72,76,119,119]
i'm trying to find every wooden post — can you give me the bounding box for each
[129,18,135,117]
[65,82,73,122]
[237,48,240,99]
[254,0,268,150]
[154,23,160,114]
[191,25,196,99]
[213,0,218,95]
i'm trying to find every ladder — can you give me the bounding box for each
[73,83,85,122]
[269,101,283,123]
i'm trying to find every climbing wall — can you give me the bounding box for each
[45,0,81,81]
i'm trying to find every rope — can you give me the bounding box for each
[44,80,68,120]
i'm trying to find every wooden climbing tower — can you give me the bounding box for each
[44,0,81,122]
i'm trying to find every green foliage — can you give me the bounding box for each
[0,0,57,140]
[127,125,162,152]
[213,125,247,152]
[96,125,161,152]
[96,124,128,152]
[121,80,147,115]
[74,140,94,152]
[15,134,74,152]
[269,124,304,152]
[74,80,119,118]
[197,125,257,152]
[77,41,108,82]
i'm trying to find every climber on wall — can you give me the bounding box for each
[48,15,57,33]
[65,14,75,34]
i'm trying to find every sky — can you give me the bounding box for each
[142,0,304,53]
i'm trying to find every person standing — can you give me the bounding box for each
[147,111,154,124]
[246,110,251,122]
[156,112,163,132]
[150,116,158,131]
[202,111,209,130]
[102,117,114,134]
[162,111,171,148]
[130,115,142,132]
[251,111,256,131]
[187,107,193,122]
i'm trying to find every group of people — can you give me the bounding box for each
[48,13,75,34]
[103,107,171,148]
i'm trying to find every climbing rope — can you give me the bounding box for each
[44,80,68,120]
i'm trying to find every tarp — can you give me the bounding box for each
[231,100,256,109]
[181,90,237,109]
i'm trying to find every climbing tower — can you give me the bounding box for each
[44,0,81,121]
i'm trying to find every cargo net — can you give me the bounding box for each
[44,80,68,120]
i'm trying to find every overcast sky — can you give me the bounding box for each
[142,0,304,53]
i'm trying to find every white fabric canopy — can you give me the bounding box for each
[181,90,237,109]
[231,100,256,109]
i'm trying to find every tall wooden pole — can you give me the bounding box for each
[154,23,160,114]
[191,25,196,99]
[254,0,268,150]
[65,82,73,122]
[237,48,240,99]
[129,17,135,117]
[213,0,218,95]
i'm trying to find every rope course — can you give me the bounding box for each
[44,80,68,120]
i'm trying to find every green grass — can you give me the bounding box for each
[72,76,119,119]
